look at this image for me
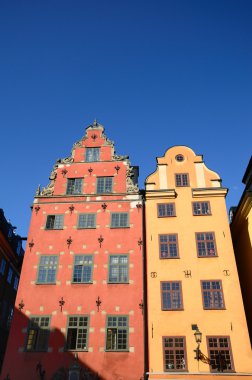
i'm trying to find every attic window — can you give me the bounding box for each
[175,154,184,162]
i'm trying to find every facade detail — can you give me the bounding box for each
[145,146,252,379]
[230,156,252,345]
[2,122,144,380]
[0,209,24,372]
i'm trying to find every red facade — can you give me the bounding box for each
[2,122,144,380]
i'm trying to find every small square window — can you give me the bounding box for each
[161,281,183,310]
[201,280,225,309]
[158,203,176,217]
[37,255,58,284]
[97,177,113,193]
[163,336,187,371]
[193,202,211,216]
[207,336,234,372]
[111,213,129,228]
[72,255,93,283]
[196,232,217,257]
[78,214,96,229]
[159,234,179,258]
[108,255,128,283]
[85,148,100,162]
[26,316,51,352]
[106,315,128,351]
[66,178,83,195]
[175,174,189,187]
[46,215,64,230]
[66,315,89,351]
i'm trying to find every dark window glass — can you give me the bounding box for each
[66,316,89,351]
[37,256,58,284]
[0,258,6,275]
[73,255,93,283]
[97,177,113,193]
[161,282,183,310]
[66,179,83,195]
[196,232,217,257]
[207,336,234,372]
[85,148,100,162]
[202,281,224,309]
[46,215,64,229]
[78,214,96,228]
[106,316,128,351]
[26,316,50,352]
[159,234,179,258]
[108,255,128,283]
[163,337,187,371]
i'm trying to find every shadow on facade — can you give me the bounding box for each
[1,308,104,380]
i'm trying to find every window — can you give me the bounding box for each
[77,214,96,229]
[207,336,234,372]
[196,232,217,257]
[37,255,58,284]
[106,315,128,351]
[72,255,93,283]
[175,173,189,187]
[14,276,19,291]
[0,258,6,275]
[66,315,89,351]
[193,202,211,216]
[97,177,113,193]
[16,240,22,255]
[158,203,176,217]
[66,178,83,195]
[7,307,14,329]
[46,215,64,230]
[7,268,13,284]
[26,316,51,352]
[161,281,183,310]
[108,255,128,283]
[111,213,129,228]
[201,280,224,309]
[163,337,187,371]
[159,234,179,258]
[175,154,184,162]
[85,148,100,162]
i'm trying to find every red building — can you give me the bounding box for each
[2,121,144,380]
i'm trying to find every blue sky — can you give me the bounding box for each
[0,0,251,238]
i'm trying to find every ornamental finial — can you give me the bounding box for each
[93,119,98,127]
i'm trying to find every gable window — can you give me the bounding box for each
[201,280,224,309]
[46,215,64,230]
[66,178,83,195]
[66,315,89,351]
[163,336,187,371]
[72,255,93,283]
[37,255,58,284]
[175,173,189,187]
[106,315,128,351]
[26,316,51,352]
[159,234,179,258]
[158,203,176,217]
[161,281,183,310]
[207,336,234,372]
[108,255,128,283]
[85,148,100,162]
[97,177,113,193]
[78,214,96,229]
[196,232,217,257]
[111,213,129,228]
[7,268,13,284]
[193,202,211,216]
[0,258,6,275]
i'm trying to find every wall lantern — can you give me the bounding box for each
[193,326,211,365]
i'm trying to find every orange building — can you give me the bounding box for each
[2,121,144,380]
[145,146,252,379]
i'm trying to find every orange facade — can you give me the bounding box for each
[1,122,144,380]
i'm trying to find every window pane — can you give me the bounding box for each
[106,316,128,351]
[67,179,83,194]
[111,213,129,227]
[37,256,58,283]
[109,255,128,283]
[78,214,96,228]
[86,148,100,162]
[73,255,93,283]
[97,177,113,193]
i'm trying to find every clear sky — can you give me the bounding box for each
[0,0,251,239]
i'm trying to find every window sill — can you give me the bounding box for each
[108,282,129,284]
[77,227,96,229]
[105,350,129,352]
[36,282,56,285]
[71,282,93,285]
[110,226,130,229]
